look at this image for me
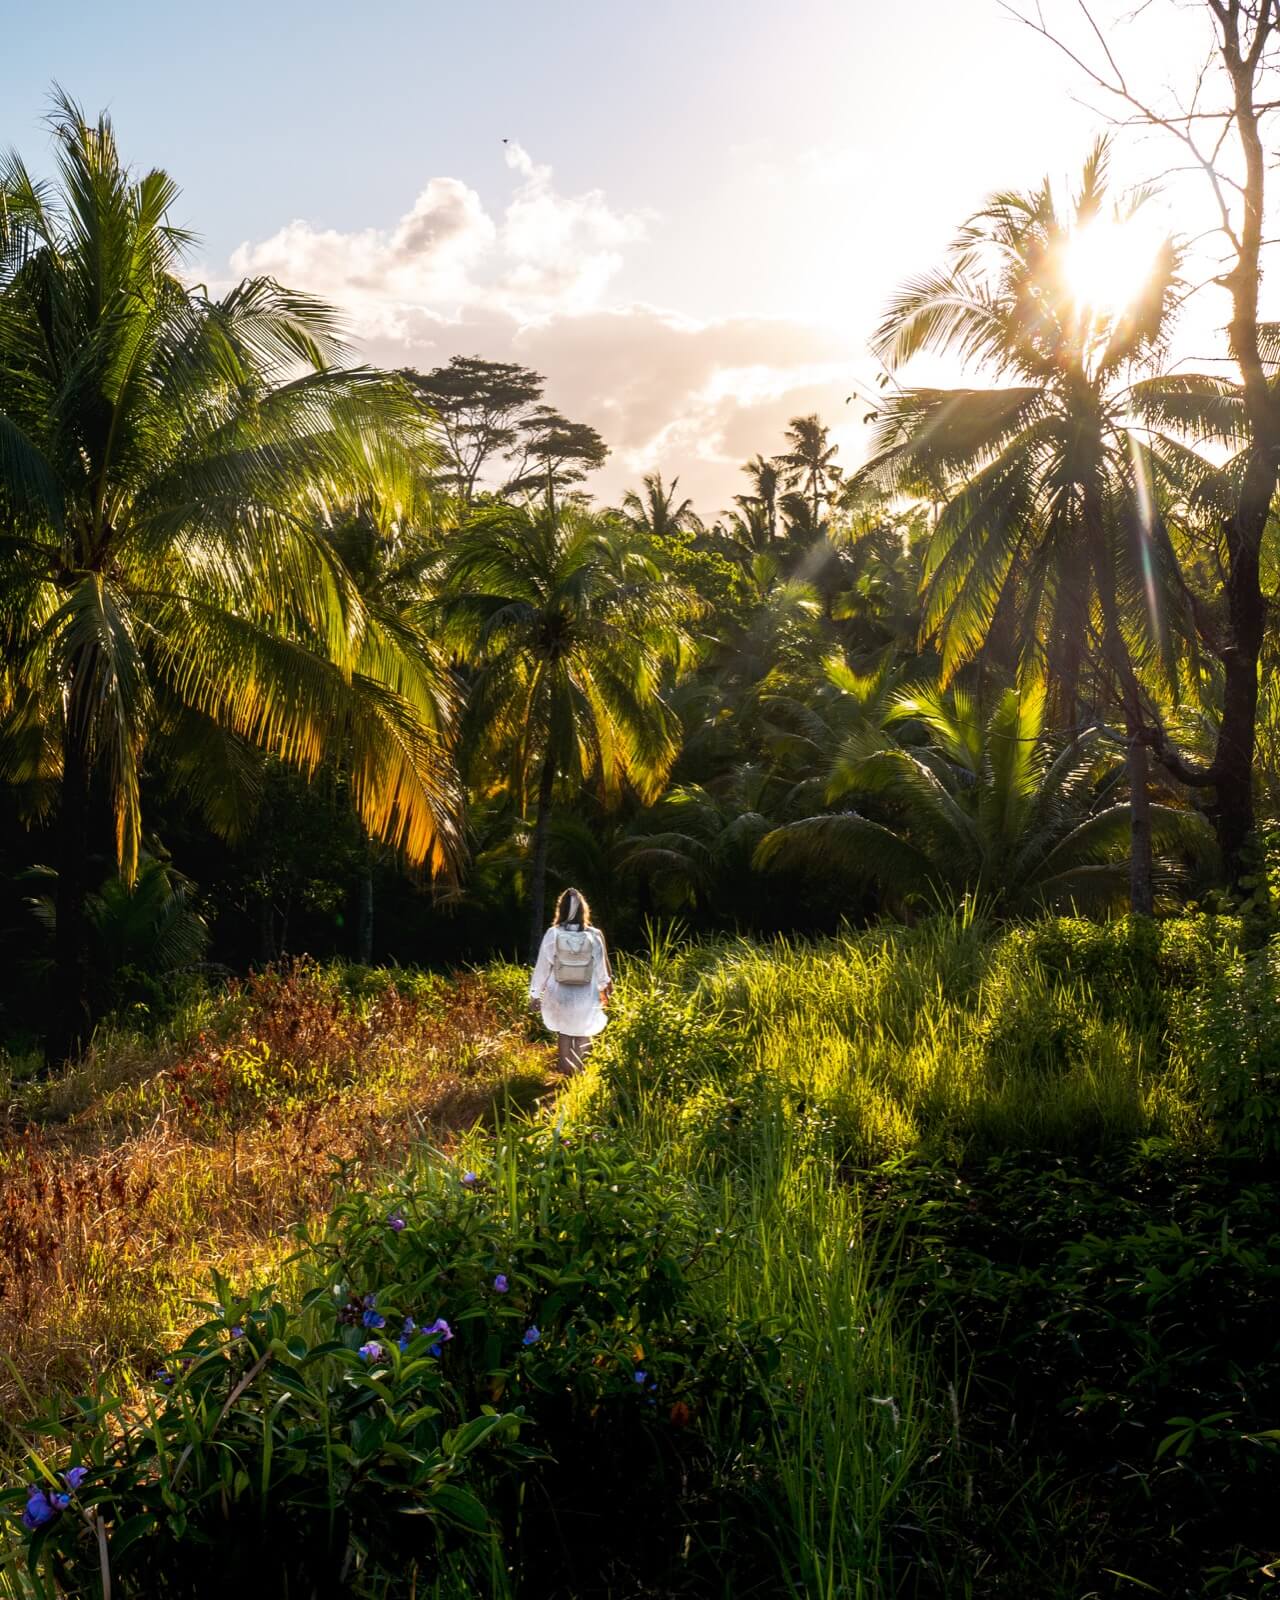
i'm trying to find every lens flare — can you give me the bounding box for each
[1061,220,1163,316]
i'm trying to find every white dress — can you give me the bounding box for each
[529,924,611,1037]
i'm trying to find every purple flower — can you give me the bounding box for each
[633,1369,647,1385]
[387,1211,406,1232]
[461,1171,478,1189]
[358,1341,384,1363]
[362,1309,386,1330]
[398,1316,417,1353]
[62,1468,87,1492]
[21,1490,56,1531]
[423,1317,452,1356]
[493,1274,508,1294]
[230,1326,244,1340]
[50,1492,70,1511]
[522,1325,541,1347]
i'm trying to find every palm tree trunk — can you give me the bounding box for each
[1126,729,1154,917]
[47,708,94,1067]
[1088,493,1155,917]
[1053,565,1089,739]
[355,852,375,966]
[1212,501,1266,883]
[528,746,557,962]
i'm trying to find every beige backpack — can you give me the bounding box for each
[553,928,595,986]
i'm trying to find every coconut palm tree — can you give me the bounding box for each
[621,472,703,539]
[736,455,781,545]
[438,504,697,955]
[757,683,1209,917]
[856,139,1190,913]
[617,780,772,921]
[774,416,842,533]
[0,96,461,1059]
[318,474,453,963]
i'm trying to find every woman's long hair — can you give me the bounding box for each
[553,887,593,927]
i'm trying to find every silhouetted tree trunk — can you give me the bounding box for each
[47,691,93,1067]
[1127,735,1155,916]
[528,748,557,962]
[355,855,375,965]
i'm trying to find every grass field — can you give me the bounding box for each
[0,913,1275,1597]
[0,959,548,1412]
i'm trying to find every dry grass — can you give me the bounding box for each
[0,960,551,1411]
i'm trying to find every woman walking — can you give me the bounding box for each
[529,888,612,1074]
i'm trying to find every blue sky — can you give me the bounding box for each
[3,0,1225,508]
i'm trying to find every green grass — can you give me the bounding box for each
[0,912,1270,1596]
[586,911,1219,1166]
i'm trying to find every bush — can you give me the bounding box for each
[321,1123,782,1590]
[3,1274,529,1596]
[4,1123,783,1597]
[999,915,1241,1037]
[1176,938,1280,1160]
[882,1148,1280,1596]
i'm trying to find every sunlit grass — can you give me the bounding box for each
[0,915,1240,1596]
[599,912,1211,1168]
[0,961,549,1412]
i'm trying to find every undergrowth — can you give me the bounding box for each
[1,913,1277,1596]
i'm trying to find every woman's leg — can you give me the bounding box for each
[557,1034,590,1074]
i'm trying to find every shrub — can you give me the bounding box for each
[2,1274,528,1596]
[1176,939,1280,1161]
[4,1124,784,1597]
[320,1123,783,1590]
[999,915,1240,1038]
[882,1148,1280,1596]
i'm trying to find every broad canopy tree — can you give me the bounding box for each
[403,357,606,508]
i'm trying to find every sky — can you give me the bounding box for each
[1,0,1240,512]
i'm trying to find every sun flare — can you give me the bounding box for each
[1060,220,1164,316]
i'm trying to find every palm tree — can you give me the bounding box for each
[856,140,1187,913]
[774,416,842,533]
[736,455,781,544]
[319,477,454,964]
[715,504,773,568]
[438,504,697,956]
[617,780,772,922]
[0,96,461,1059]
[621,472,703,539]
[757,683,1208,916]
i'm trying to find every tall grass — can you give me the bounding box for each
[0,960,548,1409]
[547,911,1237,1593]
[591,911,1215,1166]
[0,914,1247,1596]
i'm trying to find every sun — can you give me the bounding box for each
[1060,219,1164,317]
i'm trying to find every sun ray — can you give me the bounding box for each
[1060,218,1164,316]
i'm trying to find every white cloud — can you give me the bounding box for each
[222,147,864,510]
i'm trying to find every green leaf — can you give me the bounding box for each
[429,1482,491,1532]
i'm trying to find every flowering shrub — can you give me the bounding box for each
[3,1123,782,1594]
[1,1272,529,1595]
[316,1120,783,1590]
